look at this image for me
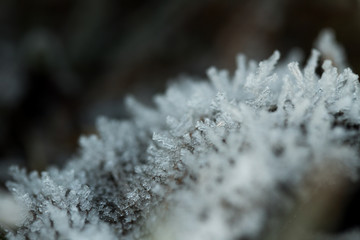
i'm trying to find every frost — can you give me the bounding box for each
[4,30,360,239]
[0,191,26,229]
[316,29,347,70]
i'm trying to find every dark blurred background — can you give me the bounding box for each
[0,0,360,235]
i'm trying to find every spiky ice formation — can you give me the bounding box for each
[4,30,360,240]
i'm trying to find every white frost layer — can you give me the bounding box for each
[5,30,360,240]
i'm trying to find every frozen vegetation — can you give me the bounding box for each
[3,30,360,239]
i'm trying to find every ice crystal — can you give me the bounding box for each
[4,30,360,240]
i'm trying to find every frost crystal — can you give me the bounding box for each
[4,30,360,240]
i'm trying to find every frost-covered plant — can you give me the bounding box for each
[3,30,360,240]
